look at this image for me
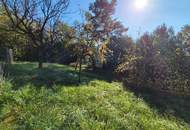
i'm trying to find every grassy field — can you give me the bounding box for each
[0,62,189,130]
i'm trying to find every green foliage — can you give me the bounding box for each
[0,1,190,128]
[105,36,134,69]
[0,79,189,129]
[178,25,190,54]
[116,24,190,94]
[0,8,28,62]
[6,62,102,88]
[0,63,189,129]
[79,0,128,69]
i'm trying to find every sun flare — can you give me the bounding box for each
[134,0,148,10]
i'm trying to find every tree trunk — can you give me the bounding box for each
[0,62,8,78]
[38,49,44,69]
[78,56,82,83]
[38,60,43,69]
[91,56,96,71]
[0,63,4,77]
[6,48,13,64]
[75,60,79,71]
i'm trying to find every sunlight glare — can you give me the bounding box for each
[134,0,148,10]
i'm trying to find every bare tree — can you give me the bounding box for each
[0,0,69,68]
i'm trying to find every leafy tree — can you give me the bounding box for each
[49,22,76,64]
[152,24,177,57]
[178,25,190,55]
[85,0,128,68]
[116,24,190,93]
[71,0,128,83]
[71,21,96,83]
[176,25,190,77]
[0,0,69,68]
[105,36,134,69]
[0,8,27,63]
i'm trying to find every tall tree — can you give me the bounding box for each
[178,25,190,55]
[86,0,128,68]
[0,0,69,68]
[152,24,177,57]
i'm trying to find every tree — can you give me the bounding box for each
[0,0,69,68]
[49,22,76,64]
[152,24,177,57]
[86,0,128,68]
[71,21,95,83]
[115,24,190,93]
[176,25,190,77]
[178,25,190,55]
[105,36,134,69]
[0,8,27,64]
[71,0,127,83]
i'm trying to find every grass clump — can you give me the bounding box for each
[0,79,189,130]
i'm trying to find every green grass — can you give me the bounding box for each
[0,62,189,130]
[7,62,108,88]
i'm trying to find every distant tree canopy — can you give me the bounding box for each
[116,24,190,94]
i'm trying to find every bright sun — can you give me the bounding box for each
[134,0,148,10]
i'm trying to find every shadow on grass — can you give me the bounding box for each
[123,83,190,124]
[84,67,114,82]
[7,62,108,89]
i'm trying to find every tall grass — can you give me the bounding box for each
[0,80,189,130]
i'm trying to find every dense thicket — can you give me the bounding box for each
[116,24,190,94]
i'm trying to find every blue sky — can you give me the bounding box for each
[64,0,190,39]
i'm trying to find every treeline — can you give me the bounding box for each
[0,0,190,93]
[115,25,190,94]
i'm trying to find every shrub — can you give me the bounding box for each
[116,53,190,94]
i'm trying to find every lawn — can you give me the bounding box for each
[0,62,189,130]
